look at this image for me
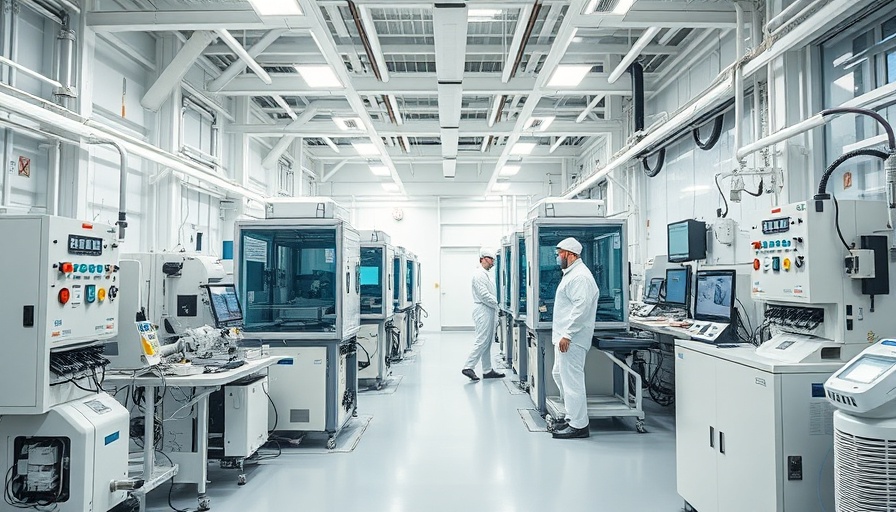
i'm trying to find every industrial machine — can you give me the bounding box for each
[496,241,510,364]
[235,198,359,449]
[676,198,896,512]
[391,247,410,359]
[405,251,419,347]
[508,230,529,385]
[413,257,424,342]
[357,230,396,389]
[0,215,131,511]
[106,252,233,369]
[825,338,896,512]
[523,199,643,430]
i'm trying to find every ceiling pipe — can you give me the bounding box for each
[85,138,128,240]
[348,1,388,82]
[504,2,540,82]
[765,0,816,35]
[607,27,661,84]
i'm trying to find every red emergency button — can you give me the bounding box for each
[753,259,761,270]
[752,241,762,250]
[58,288,70,304]
[59,262,74,274]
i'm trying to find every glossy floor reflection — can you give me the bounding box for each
[148,332,682,512]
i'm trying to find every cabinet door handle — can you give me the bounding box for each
[719,431,726,454]
[709,426,715,448]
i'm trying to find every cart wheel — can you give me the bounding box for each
[198,495,211,511]
[636,422,647,434]
[327,436,337,450]
[237,474,247,486]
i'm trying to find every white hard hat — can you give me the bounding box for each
[479,247,496,260]
[556,237,583,255]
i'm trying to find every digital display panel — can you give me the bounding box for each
[839,355,896,384]
[68,235,103,256]
[762,217,791,234]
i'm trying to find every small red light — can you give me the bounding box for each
[60,262,74,273]
[771,208,781,214]
[753,259,761,271]
[58,288,70,305]
[81,223,93,230]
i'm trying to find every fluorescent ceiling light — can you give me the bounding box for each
[381,183,400,193]
[333,117,363,130]
[369,164,391,176]
[468,9,502,21]
[295,65,342,88]
[511,142,537,155]
[613,0,636,14]
[247,0,303,16]
[547,65,592,87]
[492,182,510,192]
[352,142,378,156]
[525,116,555,131]
[500,165,521,176]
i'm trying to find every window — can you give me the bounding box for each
[277,159,294,197]
[821,8,896,201]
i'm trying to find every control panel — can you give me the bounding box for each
[750,200,888,304]
[0,215,120,414]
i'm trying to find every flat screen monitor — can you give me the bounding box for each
[206,284,243,327]
[668,219,707,263]
[644,277,664,304]
[360,266,380,286]
[694,270,736,323]
[663,267,691,309]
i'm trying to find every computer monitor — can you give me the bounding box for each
[206,284,244,327]
[694,270,736,323]
[644,277,664,304]
[668,219,707,263]
[663,267,691,309]
[359,266,380,286]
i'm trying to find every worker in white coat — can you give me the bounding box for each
[462,248,506,382]
[550,237,599,439]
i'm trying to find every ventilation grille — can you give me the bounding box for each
[590,0,621,13]
[342,119,361,129]
[290,409,311,423]
[835,428,896,511]
[828,390,858,408]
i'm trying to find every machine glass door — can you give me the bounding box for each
[406,260,415,304]
[360,247,384,316]
[518,236,527,316]
[536,225,625,324]
[239,228,338,333]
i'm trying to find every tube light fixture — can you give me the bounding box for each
[295,65,342,88]
[352,142,379,155]
[247,0,303,16]
[370,164,391,176]
[511,142,537,155]
[547,65,592,87]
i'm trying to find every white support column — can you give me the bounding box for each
[262,136,294,170]
[142,31,216,111]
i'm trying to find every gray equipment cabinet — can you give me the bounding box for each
[358,230,396,389]
[235,199,360,449]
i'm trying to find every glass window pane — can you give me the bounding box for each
[239,228,338,333]
[393,257,401,308]
[888,51,896,84]
[502,244,512,310]
[406,261,414,302]
[883,15,896,41]
[360,247,383,315]
[537,225,625,325]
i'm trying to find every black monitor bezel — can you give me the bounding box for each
[693,270,736,323]
[644,277,664,304]
[667,219,707,263]
[662,267,692,309]
[205,284,244,327]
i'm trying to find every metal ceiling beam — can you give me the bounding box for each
[226,119,621,137]
[575,4,737,29]
[207,29,286,92]
[357,5,390,82]
[502,4,535,83]
[142,31,217,112]
[297,0,405,193]
[307,144,585,160]
[484,0,589,195]
[214,74,640,96]
[86,10,312,32]
[214,29,273,85]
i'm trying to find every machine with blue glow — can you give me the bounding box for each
[357,230,396,389]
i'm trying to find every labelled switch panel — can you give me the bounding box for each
[787,455,803,480]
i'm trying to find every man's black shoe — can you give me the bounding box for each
[551,426,590,439]
[462,369,480,381]
[550,418,569,432]
[482,370,505,379]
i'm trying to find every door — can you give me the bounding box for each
[675,346,718,512]
[440,248,479,330]
[715,360,779,512]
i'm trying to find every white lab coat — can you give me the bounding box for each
[464,265,498,372]
[551,258,599,429]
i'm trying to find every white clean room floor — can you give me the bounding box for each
[148,331,682,512]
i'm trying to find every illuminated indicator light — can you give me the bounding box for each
[81,223,93,229]
[97,288,106,302]
[783,258,792,271]
[753,259,761,270]
[58,288,70,304]
[771,208,781,214]
[60,262,74,273]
